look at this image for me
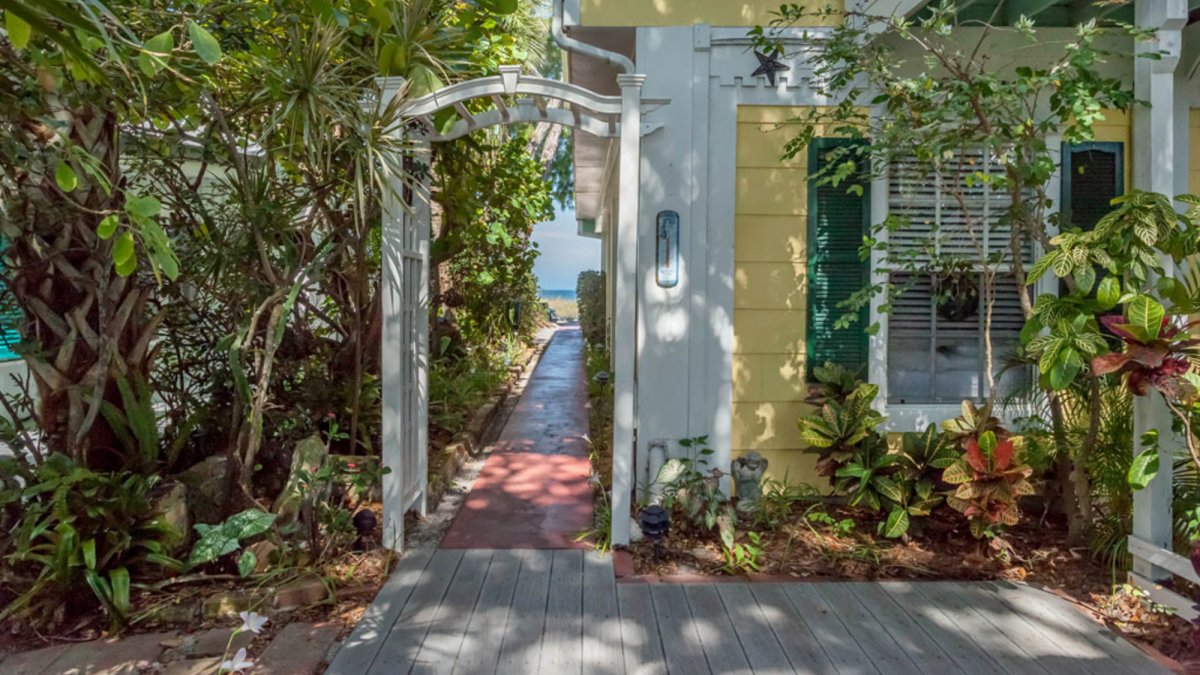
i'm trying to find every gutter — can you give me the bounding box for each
[551,0,634,74]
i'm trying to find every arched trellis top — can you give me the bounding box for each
[392,65,664,142]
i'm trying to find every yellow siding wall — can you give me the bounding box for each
[1093,108,1132,190]
[1191,110,1200,196]
[580,0,839,27]
[732,106,822,488]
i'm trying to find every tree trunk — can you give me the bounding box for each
[7,104,157,470]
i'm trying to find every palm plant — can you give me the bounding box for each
[0,1,209,468]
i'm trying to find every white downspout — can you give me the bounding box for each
[551,0,634,74]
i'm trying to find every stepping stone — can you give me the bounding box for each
[161,657,222,675]
[161,627,254,660]
[0,643,72,675]
[40,631,174,675]
[254,622,341,675]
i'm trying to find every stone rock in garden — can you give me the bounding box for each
[178,456,230,525]
[689,546,722,565]
[731,451,769,514]
[202,591,253,621]
[629,517,644,543]
[145,600,198,626]
[273,435,329,527]
[647,458,688,506]
[273,574,333,610]
[149,482,191,553]
[246,540,279,574]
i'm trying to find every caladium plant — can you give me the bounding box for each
[942,429,1035,539]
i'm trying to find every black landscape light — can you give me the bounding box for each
[638,505,670,560]
[353,509,377,551]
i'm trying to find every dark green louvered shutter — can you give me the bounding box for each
[0,239,18,361]
[1062,142,1123,231]
[806,138,870,380]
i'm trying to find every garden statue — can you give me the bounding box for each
[731,451,768,514]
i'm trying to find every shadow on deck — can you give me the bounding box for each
[326,549,1169,675]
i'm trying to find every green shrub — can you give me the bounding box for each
[576,270,606,347]
[0,456,182,631]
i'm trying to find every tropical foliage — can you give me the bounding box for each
[0,0,557,631]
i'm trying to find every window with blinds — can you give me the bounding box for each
[885,150,1029,404]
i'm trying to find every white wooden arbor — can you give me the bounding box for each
[377,65,655,550]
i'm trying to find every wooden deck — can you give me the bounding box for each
[326,548,1169,675]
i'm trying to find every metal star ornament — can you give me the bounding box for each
[751,50,789,87]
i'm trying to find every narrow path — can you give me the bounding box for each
[440,326,593,549]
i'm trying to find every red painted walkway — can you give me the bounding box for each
[440,326,593,549]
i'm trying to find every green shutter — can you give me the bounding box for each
[806,138,870,380]
[1061,142,1123,231]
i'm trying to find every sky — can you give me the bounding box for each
[532,205,600,291]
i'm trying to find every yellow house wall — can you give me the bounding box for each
[580,0,839,27]
[731,106,822,488]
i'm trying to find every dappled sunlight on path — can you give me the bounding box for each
[440,326,593,549]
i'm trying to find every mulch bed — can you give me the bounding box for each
[626,504,1198,667]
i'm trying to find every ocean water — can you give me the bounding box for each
[539,289,576,300]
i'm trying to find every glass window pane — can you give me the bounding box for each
[887,336,932,404]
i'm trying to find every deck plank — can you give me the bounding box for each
[336,551,1171,675]
[909,582,1053,675]
[649,584,711,674]
[538,549,585,675]
[749,584,838,675]
[986,581,1170,675]
[326,548,434,675]
[941,582,1102,675]
[681,585,752,674]
[617,584,667,675]
[844,582,960,673]
[715,583,794,674]
[412,549,493,674]
[368,548,465,674]
[582,551,625,675]
[811,583,924,675]
[451,549,522,675]
[873,581,1009,675]
[782,584,880,675]
[495,549,553,674]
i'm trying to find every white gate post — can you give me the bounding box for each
[611,73,645,547]
[414,143,431,519]
[377,76,408,551]
[1130,0,1186,582]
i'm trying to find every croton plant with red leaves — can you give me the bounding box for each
[942,429,1035,539]
[1090,311,1200,398]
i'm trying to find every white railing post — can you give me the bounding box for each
[1130,0,1186,582]
[611,73,645,547]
